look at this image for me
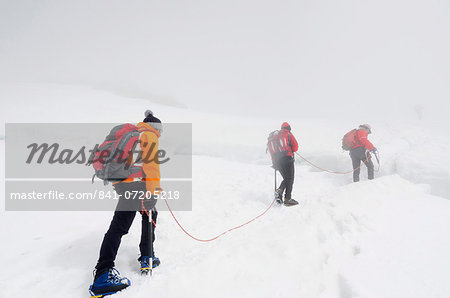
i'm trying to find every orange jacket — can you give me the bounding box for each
[118,122,161,193]
[138,122,161,193]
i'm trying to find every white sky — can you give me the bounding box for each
[1,0,449,120]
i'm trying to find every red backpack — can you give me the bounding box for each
[88,124,144,184]
[267,130,290,163]
[342,129,357,151]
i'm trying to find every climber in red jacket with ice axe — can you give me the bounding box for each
[267,122,299,206]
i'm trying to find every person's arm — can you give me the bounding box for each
[289,132,299,152]
[357,130,374,151]
[140,131,161,193]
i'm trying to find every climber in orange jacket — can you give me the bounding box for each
[91,110,163,297]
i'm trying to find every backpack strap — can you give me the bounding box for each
[138,126,159,137]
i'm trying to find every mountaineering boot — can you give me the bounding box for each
[284,198,299,206]
[275,188,283,204]
[152,255,161,268]
[140,256,150,275]
[140,254,161,275]
[89,268,130,297]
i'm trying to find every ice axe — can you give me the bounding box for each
[371,148,380,165]
[369,150,380,167]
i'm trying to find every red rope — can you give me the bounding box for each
[163,197,277,242]
[294,151,380,174]
[142,150,379,242]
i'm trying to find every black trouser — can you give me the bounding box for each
[95,181,158,277]
[276,156,295,199]
[350,147,374,182]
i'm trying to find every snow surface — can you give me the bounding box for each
[1,84,450,298]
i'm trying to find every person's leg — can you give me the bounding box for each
[277,162,287,194]
[350,149,362,182]
[363,154,375,180]
[140,209,158,256]
[283,160,295,199]
[140,211,150,258]
[139,208,160,271]
[278,176,287,194]
[95,182,142,277]
[139,208,157,251]
[151,209,158,248]
[95,210,136,277]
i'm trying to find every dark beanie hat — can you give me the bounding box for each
[143,110,161,123]
[143,110,163,132]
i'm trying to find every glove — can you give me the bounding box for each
[141,194,157,213]
[141,187,163,212]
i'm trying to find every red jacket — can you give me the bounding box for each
[352,129,374,151]
[281,128,299,157]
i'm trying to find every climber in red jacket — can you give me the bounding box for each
[272,122,299,206]
[350,124,377,182]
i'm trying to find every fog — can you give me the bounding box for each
[1,0,449,121]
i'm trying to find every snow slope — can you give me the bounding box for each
[1,84,450,298]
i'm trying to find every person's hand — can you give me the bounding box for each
[141,194,157,213]
[371,147,378,154]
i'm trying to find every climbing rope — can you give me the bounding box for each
[294,151,380,174]
[142,150,380,243]
[163,197,277,242]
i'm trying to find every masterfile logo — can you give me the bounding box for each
[5,123,192,211]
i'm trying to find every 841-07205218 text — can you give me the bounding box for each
[9,190,181,201]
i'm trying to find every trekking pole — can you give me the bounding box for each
[274,168,282,204]
[149,208,153,276]
[274,168,277,193]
